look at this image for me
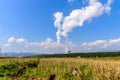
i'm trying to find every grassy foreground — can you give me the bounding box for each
[0,57,120,80]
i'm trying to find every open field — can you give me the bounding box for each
[0,57,120,80]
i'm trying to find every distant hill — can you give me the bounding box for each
[0,52,39,57]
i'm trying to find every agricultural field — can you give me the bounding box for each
[0,57,120,80]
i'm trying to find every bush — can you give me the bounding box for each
[0,62,19,77]
[0,60,39,78]
[24,61,38,68]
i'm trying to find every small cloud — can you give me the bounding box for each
[4,37,16,47]
[30,37,57,49]
[4,37,28,47]
[16,38,28,44]
[83,40,107,47]
[8,37,16,43]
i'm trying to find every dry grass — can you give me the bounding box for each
[0,57,120,80]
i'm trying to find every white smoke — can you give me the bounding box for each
[61,0,113,37]
[54,12,63,45]
[54,0,113,52]
[54,0,113,38]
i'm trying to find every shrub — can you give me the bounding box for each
[0,60,39,78]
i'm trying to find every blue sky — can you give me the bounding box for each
[0,0,120,53]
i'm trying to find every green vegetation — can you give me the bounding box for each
[0,59,39,80]
[0,57,120,80]
[32,52,120,58]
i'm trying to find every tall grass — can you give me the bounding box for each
[0,58,120,80]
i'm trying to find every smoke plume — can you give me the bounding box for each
[61,0,113,37]
[54,0,113,49]
[54,12,63,45]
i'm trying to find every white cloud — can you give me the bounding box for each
[107,38,120,47]
[4,43,12,47]
[16,38,29,47]
[105,0,113,14]
[16,38,27,44]
[4,37,16,47]
[4,37,28,47]
[8,37,15,43]
[82,38,120,51]
[3,37,77,53]
[30,37,63,50]
[28,38,78,53]
[61,0,113,37]
[53,0,113,52]
[54,0,113,43]
[83,40,107,47]
[3,37,120,53]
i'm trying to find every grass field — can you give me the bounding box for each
[0,57,120,80]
